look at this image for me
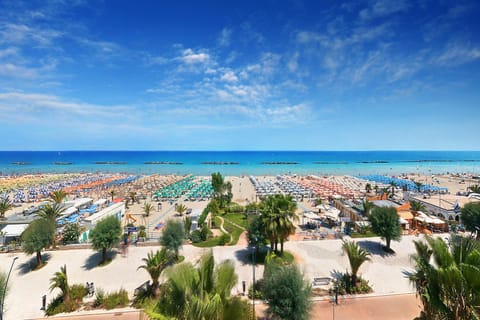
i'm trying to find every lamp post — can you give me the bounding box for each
[251,237,257,317]
[1,256,18,320]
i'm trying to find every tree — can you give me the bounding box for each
[37,203,66,248]
[365,183,372,194]
[468,184,480,194]
[184,216,192,238]
[129,191,138,205]
[22,219,55,267]
[390,182,397,197]
[38,203,66,227]
[342,240,371,287]
[368,206,401,251]
[89,215,122,264]
[50,190,68,204]
[314,198,322,206]
[176,203,187,217]
[109,190,116,202]
[137,248,175,297]
[49,264,70,304]
[211,172,233,208]
[262,258,312,320]
[159,220,184,259]
[408,235,480,319]
[460,202,480,238]
[143,202,153,218]
[362,199,375,217]
[151,251,250,320]
[260,194,298,254]
[410,200,426,214]
[247,214,267,250]
[414,181,423,193]
[374,185,379,195]
[0,270,8,311]
[0,196,13,219]
[62,223,81,244]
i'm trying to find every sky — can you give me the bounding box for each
[0,0,479,151]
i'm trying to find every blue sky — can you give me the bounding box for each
[0,0,479,151]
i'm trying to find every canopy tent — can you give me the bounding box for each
[62,206,78,217]
[1,224,29,237]
[304,212,320,220]
[93,199,107,206]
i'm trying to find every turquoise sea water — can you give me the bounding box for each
[1,151,479,176]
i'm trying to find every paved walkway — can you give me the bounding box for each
[256,293,421,320]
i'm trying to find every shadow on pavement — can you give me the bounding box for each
[82,250,118,270]
[17,253,52,275]
[357,240,395,257]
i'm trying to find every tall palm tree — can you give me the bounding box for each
[410,200,426,214]
[176,204,187,217]
[408,236,480,320]
[414,181,423,193]
[260,194,298,254]
[49,190,68,204]
[38,203,66,226]
[150,251,249,320]
[365,183,372,194]
[389,182,397,197]
[0,196,13,219]
[109,190,116,202]
[50,264,70,303]
[374,185,379,195]
[143,202,153,217]
[138,248,175,297]
[37,203,66,247]
[362,199,375,217]
[342,240,371,287]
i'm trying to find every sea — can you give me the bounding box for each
[1,151,479,176]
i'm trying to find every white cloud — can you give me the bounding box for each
[180,48,210,64]
[218,28,232,46]
[0,92,133,118]
[434,43,480,67]
[359,0,409,20]
[0,63,38,79]
[288,52,299,72]
[0,23,63,46]
[220,70,238,82]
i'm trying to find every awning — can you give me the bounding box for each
[1,224,29,237]
[304,212,320,220]
[93,199,107,206]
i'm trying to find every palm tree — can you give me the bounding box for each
[143,203,153,217]
[389,182,397,197]
[314,198,322,206]
[150,251,249,320]
[50,264,70,303]
[176,203,187,217]
[365,183,372,194]
[138,248,175,297]
[37,203,66,247]
[468,184,480,194]
[38,203,66,226]
[408,236,480,319]
[414,181,423,193]
[184,216,192,238]
[49,190,68,204]
[342,240,371,287]
[110,190,116,202]
[410,200,426,214]
[0,196,13,219]
[374,185,379,195]
[260,194,298,254]
[129,191,138,205]
[362,199,375,217]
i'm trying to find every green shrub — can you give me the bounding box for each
[248,279,264,299]
[334,272,372,295]
[103,288,129,310]
[45,295,77,316]
[93,288,105,308]
[70,284,88,301]
[190,230,203,243]
[217,233,231,245]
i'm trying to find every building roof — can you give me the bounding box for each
[413,194,479,211]
[1,224,29,237]
[372,200,399,208]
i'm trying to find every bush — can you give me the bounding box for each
[45,295,77,316]
[248,279,264,299]
[93,288,105,308]
[334,272,372,295]
[103,288,129,310]
[190,230,203,243]
[70,284,88,301]
[62,223,81,244]
[217,233,231,245]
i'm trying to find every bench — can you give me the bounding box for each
[312,277,332,287]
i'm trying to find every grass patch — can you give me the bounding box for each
[175,255,185,263]
[222,218,243,245]
[350,231,377,238]
[223,213,247,228]
[248,250,294,265]
[93,288,129,310]
[193,236,222,248]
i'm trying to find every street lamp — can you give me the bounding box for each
[1,256,18,320]
[251,237,257,317]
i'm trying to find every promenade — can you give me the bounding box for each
[0,233,424,320]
